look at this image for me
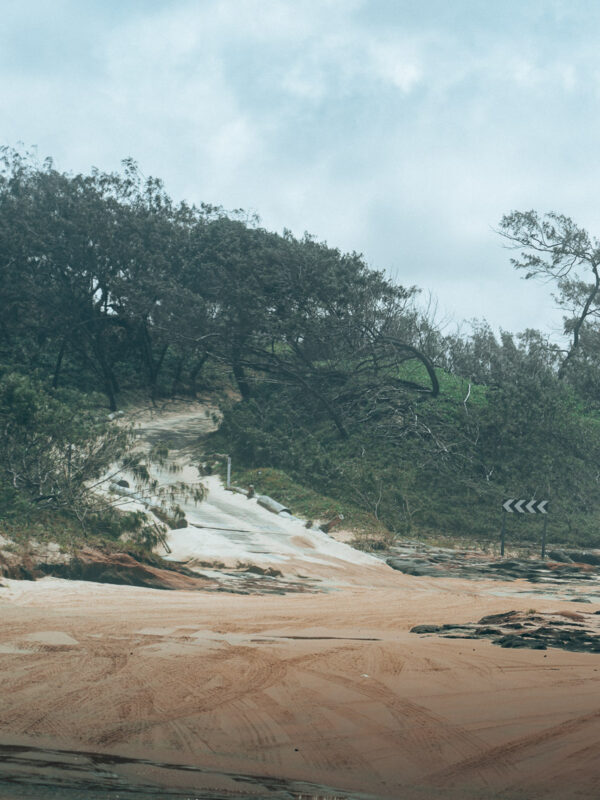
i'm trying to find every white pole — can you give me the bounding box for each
[226,456,231,488]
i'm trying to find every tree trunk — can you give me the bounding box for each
[52,338,67,388]
[140,324,168,400]
[379,337,440,397]
[232,342,251,400]
[232,360,251,401]
[89,331,119,411]
[188,353,208,396]
[171,356,184,395]
[558,268,600,380]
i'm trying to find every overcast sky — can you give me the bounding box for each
[3,0,600,336]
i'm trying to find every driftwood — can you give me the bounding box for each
[256,495,291,515]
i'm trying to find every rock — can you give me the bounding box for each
[241,564,283,578]
[564,551,600,566]
[478,611,519,625]
[547,549,574,563]
[410,624,442,634]
[495,635,532,648]
[411,609,600,654]
[0,544,210,591]
[150,506,187,529]
[386,558,438,576]
[384,541,600,588]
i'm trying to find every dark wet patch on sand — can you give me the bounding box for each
[0,742,376,799]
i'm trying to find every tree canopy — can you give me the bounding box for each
[3,148,600,548]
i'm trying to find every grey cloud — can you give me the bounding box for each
[2,0,600,335]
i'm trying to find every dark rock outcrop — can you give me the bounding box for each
[411,609,600,654]
[386,542,600,586]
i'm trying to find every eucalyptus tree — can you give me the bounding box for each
[194,220,439,439]
[0,151,125,406]
[0,150,216,406]
[498,210,600,377]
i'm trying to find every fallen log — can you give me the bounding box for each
[256,495,291,515]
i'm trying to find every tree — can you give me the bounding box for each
[0,372,131,516]
[0,149,219,407]
[498,210,600,377]
[193,220,438,438]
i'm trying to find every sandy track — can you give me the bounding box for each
[116,402,387,588]
[2,574,600,799]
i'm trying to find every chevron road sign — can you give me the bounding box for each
[500,498,550,558]
[502,498,549,514]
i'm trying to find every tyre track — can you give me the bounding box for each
[298,665,510,780]
[427,705,600,787]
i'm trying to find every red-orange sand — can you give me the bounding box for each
[1,568,600,799]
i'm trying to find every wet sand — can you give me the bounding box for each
[2,572,600,799]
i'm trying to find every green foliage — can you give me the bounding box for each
[223,466,389,540]
[0,370,125,511]
[497,210,600,379]
[213,327,600,548]
[4,147,600,553]
[0,369,173,550]
[0,507,166,561]
[0,147,222,406]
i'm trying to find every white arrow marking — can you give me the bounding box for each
[525,500,537,513]
[503,499,515,513]
[514,499,526,513]
[537,500,548,514]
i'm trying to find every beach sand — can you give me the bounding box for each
[1,570,600,799]
[2,402,599,799]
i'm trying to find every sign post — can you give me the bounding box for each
[541,515,548,559]
[501,498,549,557]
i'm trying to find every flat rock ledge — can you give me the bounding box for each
[387,547,600,585]
[410,609,600,654]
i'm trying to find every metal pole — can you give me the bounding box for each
[226,456,231,489]
[541,515,548,559]
[500,511,506,557]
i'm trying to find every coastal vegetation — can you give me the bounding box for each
[2,147,600,548]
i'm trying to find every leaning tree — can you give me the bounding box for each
[498,210,600,377]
